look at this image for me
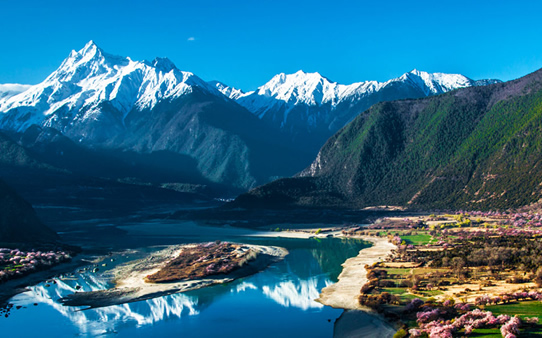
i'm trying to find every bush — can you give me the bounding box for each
[393,328,408,338]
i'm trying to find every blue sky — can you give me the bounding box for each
[1,0,542,91]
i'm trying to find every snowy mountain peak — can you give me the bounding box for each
[0,41,218,133]
[400,69,473,95]
[253,70,336,106]
[265,70,326,88]
[81,40,101,56]
[151,57,177,72]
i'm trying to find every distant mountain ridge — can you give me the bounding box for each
[212,69,501,153]
[233,67,542,211]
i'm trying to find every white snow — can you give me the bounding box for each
[209,81,244,100]
[0,83,32,100]
[0,41,219,132]
[0,40,495,135]
[233,69,481,124]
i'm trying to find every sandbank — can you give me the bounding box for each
[316,236,396,310]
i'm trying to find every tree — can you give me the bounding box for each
[534,267,542,287]
[450,257,466,280]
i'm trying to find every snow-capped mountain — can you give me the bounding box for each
[217,69,500,152]
[236,69,498,115]
[235,69,500,123]
[0,83,32,100]
[0,41,221,133]
[0,41,502,192]
[0,41,299,190]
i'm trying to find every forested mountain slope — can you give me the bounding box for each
[234,68,542,210]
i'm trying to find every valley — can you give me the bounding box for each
[1,33,542,338]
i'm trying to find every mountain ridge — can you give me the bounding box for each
[0,41,502,193]
[213,69,501,154]
[0,41,223,133]
[233,67,542,211]
[0,41,303,190]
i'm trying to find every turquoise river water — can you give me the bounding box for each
[2,234,388,337]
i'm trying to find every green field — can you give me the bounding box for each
[468,327,542,337]
[400,233,432,245]
[468,302,542,337]
[486,301,542,320]
[379,287,421,301]
[382,268,412,276]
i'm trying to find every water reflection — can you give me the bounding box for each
[14,276,199,336]
[6,238,369,337]
[262,278,324,310]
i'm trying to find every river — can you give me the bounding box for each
[2,218,395,337]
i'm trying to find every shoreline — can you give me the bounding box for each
[0,255,91,306]
[316,235,396,310]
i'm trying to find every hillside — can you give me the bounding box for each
[233,68,542,211]
[0,179,58,245]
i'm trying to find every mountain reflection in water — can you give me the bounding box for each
[14,272,199,335]
[6,237,370,337]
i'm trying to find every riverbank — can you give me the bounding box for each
[316,236,396,310]
[0,255,90,306]
[350,212,542,337]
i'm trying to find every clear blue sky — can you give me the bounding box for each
[1,0,542,91]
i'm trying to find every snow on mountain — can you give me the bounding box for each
[228,69,501,135]
[400,69,477,96]
[0,83,32,100]
[0,41,219,132]
[235,69,497,119]
[235,71,340,121]
[208,80,244,100]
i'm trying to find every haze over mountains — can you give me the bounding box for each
[0,41,501,200]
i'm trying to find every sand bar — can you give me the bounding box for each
[59,243,287,308]
[316,236,396,310]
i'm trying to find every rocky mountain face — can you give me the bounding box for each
[234,68,542,211]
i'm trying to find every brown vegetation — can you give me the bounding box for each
[145,242,257,283]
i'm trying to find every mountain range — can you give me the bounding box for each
[0,41,500,196]
[213,69,500,153]
[234,67,542,211]
[0,41,300,192]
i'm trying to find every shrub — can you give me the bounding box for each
[393,328,408,338]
